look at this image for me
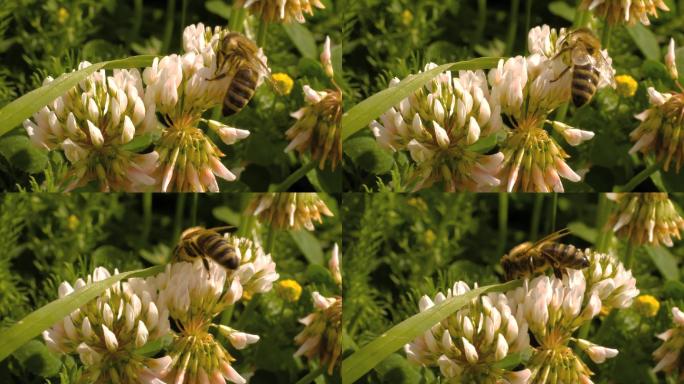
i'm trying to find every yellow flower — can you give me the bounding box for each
[67,215,79,230]
[272,73,294,95]
[57,7,69,24]
[633,294,660,317]
[276,279,302,302]
[401,10,413,26]
[424,229,436,245]
[615,74,638,97]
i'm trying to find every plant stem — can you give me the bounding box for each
[142,192,152,242]
[265,226,277,254]
[172,193,186,243]
[161,0,176,53]
[235,295,260,330]
[476,0,487,41]
[530,194,543,241]
[216,306,234,344]
[132,0,143,40]
[190,193,198,227]
[256,19,269,48]
[595,194,612,252]
[294,366,325,384]
[548,193,558,233]
[624,241,636,269]
[504,0,521,56]
[229,4,247,32]
[180,0,188,44]
[601,23,613,50]
[272,161,317,192]
[618,162,661,192]
[496,193,509,257]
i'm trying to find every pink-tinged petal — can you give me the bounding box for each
[554,158,581,182]
[220,361,246,384]
[210,157,236,181]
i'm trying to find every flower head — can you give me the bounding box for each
[294,292,342,375]
[238,0,325,24]
[666,38,679,80]
[615,74,638,97]
[581,0,670,26]
[633,294,660,317]
[246,192,334,231]
[607,193,684,246]
[23,63,158,191]
[404,282,530,383]
[144,23,263,191]
[653,306,684,375]
[272,72,294,95]
[371,64,505,191]
[329,243,341,287]
[275,279,302,302]
[42,267,172,384]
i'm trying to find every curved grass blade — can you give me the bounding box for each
[341,280,520,384]
[0,55,156,138]
[340,57,502,142]
[0,265,164,362]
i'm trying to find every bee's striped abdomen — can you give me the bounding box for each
[571,63,599,107]
[223,67,258,116]
[197,232,239,269]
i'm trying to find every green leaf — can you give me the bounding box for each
[566,221,598,243]
[120,132,159,152]
[492,347,533,369]
[289,230,324,265]
[644,246,679,281]
[213,206,242,226]
[205,0,232,19]
[343,136,394,174]
[627,24,660,61]
[11,340,62,377]
[282,23,317,59]
[0,135,48,173]
[548,1,576,22]
[0,55,156,138]
[341,280,521,384]
[466,131,505,153]
[340,57,501,141]
[0,265,164,362]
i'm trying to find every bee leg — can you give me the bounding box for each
[206,73,227,81]
[553,268,563,279]
[202,257,212,279]
[550,66,571,83]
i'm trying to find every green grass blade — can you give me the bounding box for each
[340,57,501,142]
[644,246,680,281]
[341,280,520,384]
[0,55,156,138]
[289,229,324,265]
[282,23,317,59]
[0,265,164,362]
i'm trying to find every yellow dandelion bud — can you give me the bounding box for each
[633,294,660,317]
[67,215,79,230]
[272,73,294,96]
[57,7,69,24]
[615,75,638,97]
[276,279,302,302]
[401,10,414,26]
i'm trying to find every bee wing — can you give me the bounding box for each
[571,45,592,65]
[595,49,616,88]
[205,225,237,234]
[531,228,571,250]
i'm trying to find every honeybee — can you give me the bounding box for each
[208,32,272,116]
[173,226,239,272]
[500,228,589,281]
[551,28,615,107]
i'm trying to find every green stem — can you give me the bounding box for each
[496,193,509,257]
[132,0,143,39]
[161,0,176,53]
[530,194,543,241]
[216,306,234,344]
[294,366,325,384]
[504,0,521,56]
[272,161,317,192]
[239,214,256,237]
[601,23,613,50]
[595,194,612,252]
[618,162,661,192]
[548,193,558,233]
[476,0,487,41]
[265,226,277,254]
[172,194,187,243]
[256,19,269,48]
[180,0,188,43]
[624,241,636,269]
[229,4,247,32]
[235,295,260,330]
[142,192,152,243]
[190,193,198,227]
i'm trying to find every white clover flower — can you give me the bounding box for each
[246,192,334,231]
[143,23,264,192]
[607,193,684,247]
[581,0,670,26]
[491,25,615,192]
[23,63,158,191]
[371,64,505,191]
[666,38,678,80]
[238,0,325,24]
[630,86,684,172]
[329,243,341,287]
[404,282,530,383]
[42,267,171,384]
[294,292,342,375]
[653,307,684,375]
[583,249,639,310]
